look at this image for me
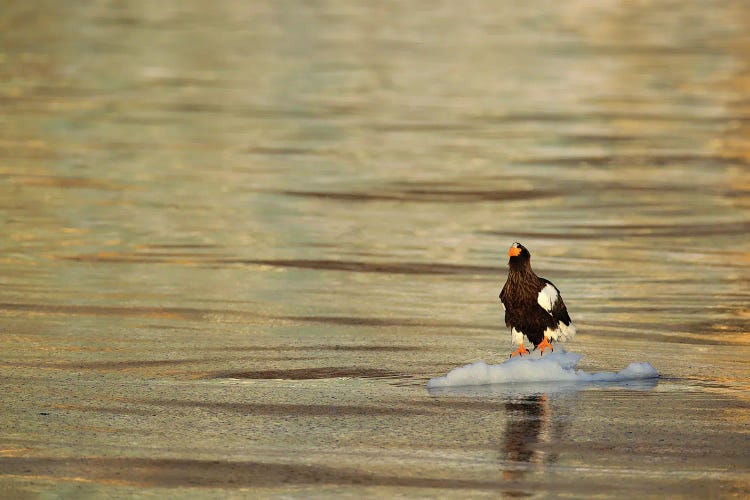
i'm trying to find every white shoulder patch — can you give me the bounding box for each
[537,283,558,314]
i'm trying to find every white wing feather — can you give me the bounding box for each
[537,283,577,342]
[537,284,558,314]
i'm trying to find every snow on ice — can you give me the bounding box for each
[426,348,658,389]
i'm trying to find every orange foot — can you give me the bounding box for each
[535,336,554,355]
[510,342,530,358]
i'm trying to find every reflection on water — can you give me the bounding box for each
[431,380,659,482]
[0,0,749,496]
[501,394,554,481]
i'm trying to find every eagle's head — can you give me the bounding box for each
[508,242,531,265]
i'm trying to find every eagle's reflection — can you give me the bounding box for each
[501,393,564,481]
[503,394,549,463]
[426,378,658,481]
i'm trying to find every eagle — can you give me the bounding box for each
[499,242,576,357]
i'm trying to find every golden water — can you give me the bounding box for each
[1,1,748,496]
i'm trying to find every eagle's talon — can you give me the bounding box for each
[535,337,554,355]
[510,343,530,358]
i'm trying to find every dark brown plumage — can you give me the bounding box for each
[499,242,576,356]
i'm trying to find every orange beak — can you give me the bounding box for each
[508,246,521,257]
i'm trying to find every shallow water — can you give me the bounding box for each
[1,1,749,497]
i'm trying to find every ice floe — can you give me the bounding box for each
[426,349,658,389]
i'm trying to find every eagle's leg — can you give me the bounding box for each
[535,336,554,355]
[510,342,530,358]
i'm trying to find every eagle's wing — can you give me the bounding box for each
[499,282,510,326]
[537,279,572,326]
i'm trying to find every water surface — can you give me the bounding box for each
[1,1,748,497]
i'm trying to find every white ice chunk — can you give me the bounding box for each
[426,349,658,389]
